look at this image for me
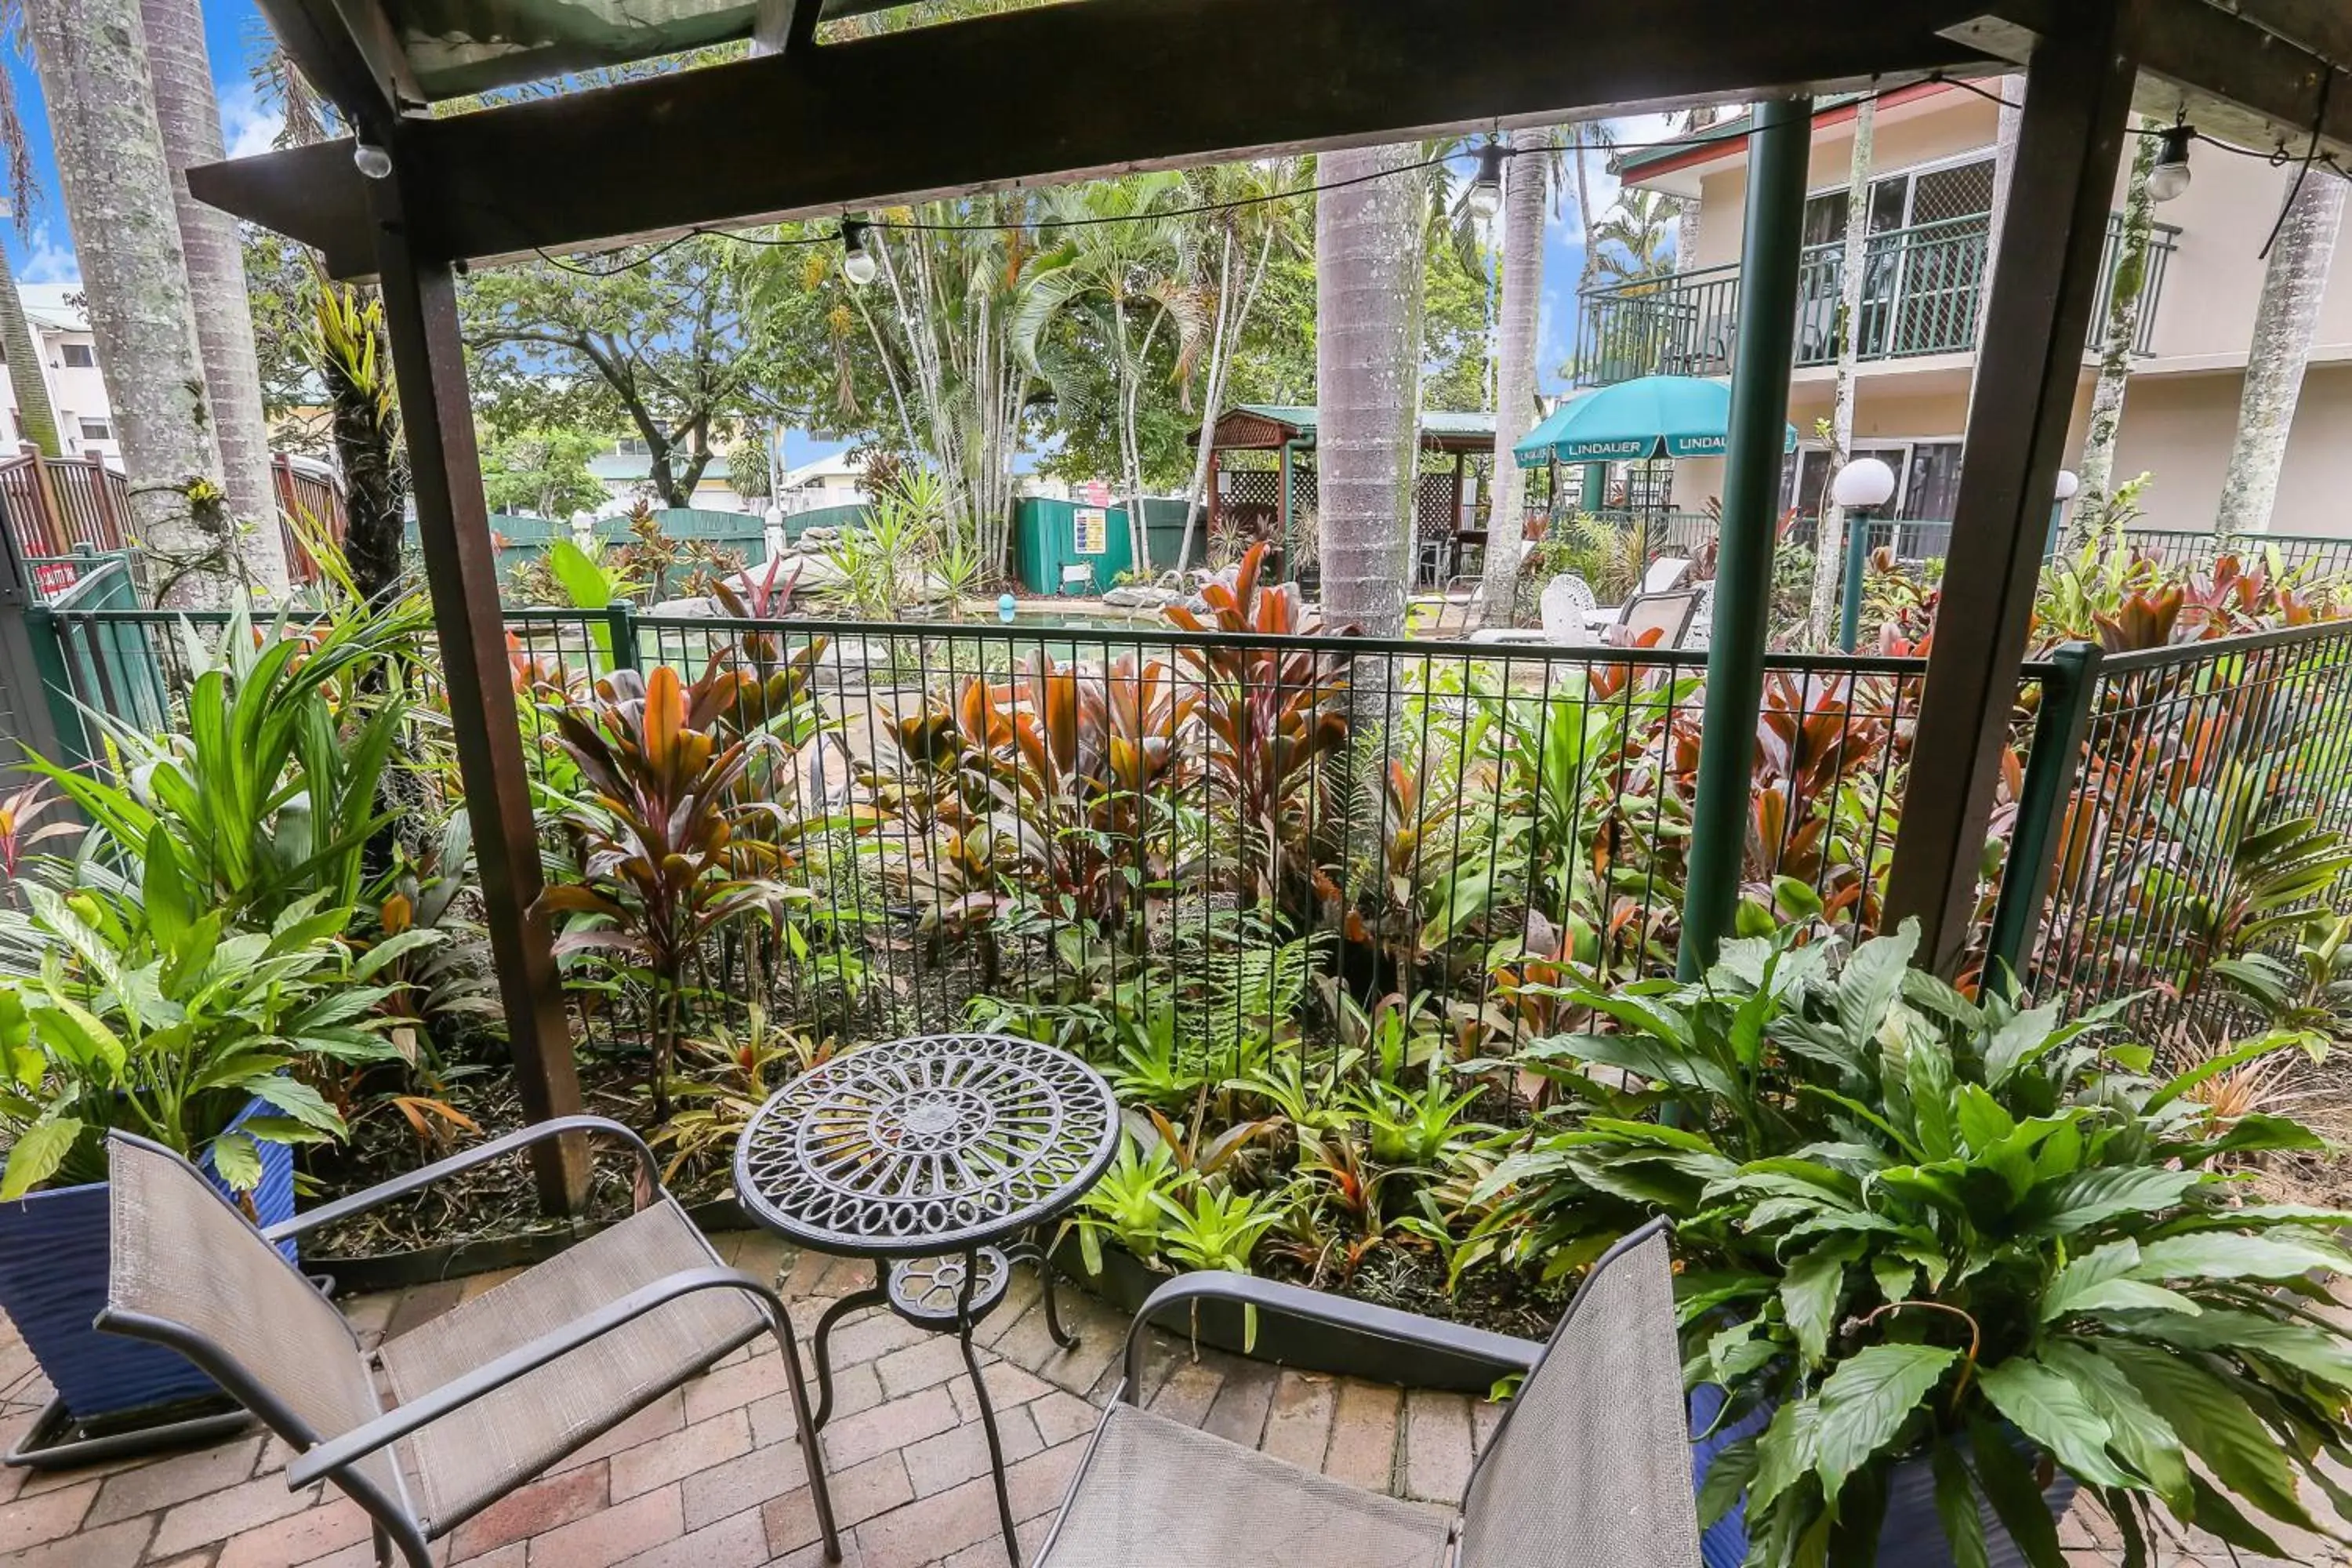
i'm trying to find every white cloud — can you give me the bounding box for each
[216,80,284,161]
[19,225,78,287]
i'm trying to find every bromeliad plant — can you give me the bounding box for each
[0,856,398,1199]
[1483,921,2352,1566]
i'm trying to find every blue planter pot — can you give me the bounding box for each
[0,1102,295,1424]
[1690,1386,2076,1568]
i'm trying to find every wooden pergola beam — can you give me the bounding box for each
[192,0,2008,278]
[1885,0,2141,972]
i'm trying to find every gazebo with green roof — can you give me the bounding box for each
[1196,405,1499,583]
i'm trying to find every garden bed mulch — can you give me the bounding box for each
[293,1055,1573,1341]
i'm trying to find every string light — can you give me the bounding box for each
[506,71,2342,278]
[1468,141,1506,220]
[2150,124,2195,202]
[840,218,878,285]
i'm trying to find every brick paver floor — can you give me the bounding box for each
[0,1225,2336,1566]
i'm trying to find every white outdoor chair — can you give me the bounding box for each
[1034,1219,1697,1568]
[1538,574,1599,645]
[1615,589,1702,650]
[1641,556,1696,595]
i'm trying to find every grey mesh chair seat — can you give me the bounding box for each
[380,1196,768,1530]
[1040,1403,1453,1568]
[1037,1221,1697,1568]
[97,1123,839,1566]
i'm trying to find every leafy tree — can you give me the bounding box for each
[310,281,408,607]
[244,225,326,445]
[746,201,1048,575]
[463,236,768,510]
[1587,189,1681,289]
[1015,171,1202,563]
[481,427,612,519]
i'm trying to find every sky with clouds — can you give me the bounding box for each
[2,5,1672,434]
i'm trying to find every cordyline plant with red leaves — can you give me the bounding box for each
[880,652,1198,966]
[1164,543,1352,919]
[537,662,787,1116]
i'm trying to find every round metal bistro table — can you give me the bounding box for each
[734,1033,1120,1566]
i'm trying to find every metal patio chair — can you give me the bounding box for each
[1035,1219,1697,1568]
[95,1121,840,1568]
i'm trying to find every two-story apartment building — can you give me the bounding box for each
[1586,83,2352,539]
[0,284,123,465]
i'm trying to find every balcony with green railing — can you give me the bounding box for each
[1570,212,2180,388]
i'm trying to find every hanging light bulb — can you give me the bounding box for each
[840,219,878,285]
[2149,125,2194,203]
[352,142,394,180]
[1468,141,1506,220]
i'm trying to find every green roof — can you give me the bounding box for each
[1230,405,1497,442]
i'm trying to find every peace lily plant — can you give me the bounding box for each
[1,848,404,1199]
[1483,920,2352,1566]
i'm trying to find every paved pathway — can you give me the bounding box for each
[0,1228,2334,1566]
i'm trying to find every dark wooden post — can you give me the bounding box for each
[369,163,588,1213]
[1885,0,2140,974]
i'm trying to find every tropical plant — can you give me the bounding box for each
[1014,171,1202,563]
[2214,912,2352,1051]
[2138,758,2352,1000]
[1066,1135,1186,1274]
[1481,920,2352,1564]
[310,278,408,605]
[818,477,938,619]
[537,662,788,1115]
[1165,543,1352,915]
[1346,1061,1491,1167]
[0,864,397,1198]
[358,811,499,1067]
[652,1006,828,1182]
[25,604,426,926]
[0,781,74,888]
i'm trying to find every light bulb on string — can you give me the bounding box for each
[1468,141,1505,220]
[840,220,878,285]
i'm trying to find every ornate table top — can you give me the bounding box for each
[733,1033,1121,1258]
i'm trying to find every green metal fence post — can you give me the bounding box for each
[1279,439,1299,584]
[1839,514,1871,652]
[604,601,640,673]
[1678,96,1814,980]
[1981,640,2103,995]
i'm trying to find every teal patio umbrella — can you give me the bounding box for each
[1513,375,1796,464]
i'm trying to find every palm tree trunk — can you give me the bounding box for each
[1570,124,1605,286]
[1316,143,1425,638]
[1477,126,1549,619]
[2074,125,2159,544]
[0,243,61,455]
[140,0,286,595]
[2219,172,2347,535]
[1809,102,1874,647]
[24,0,246,606]
[1177,221,1274,579]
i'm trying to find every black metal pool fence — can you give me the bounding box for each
[31,601,2352,1064]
